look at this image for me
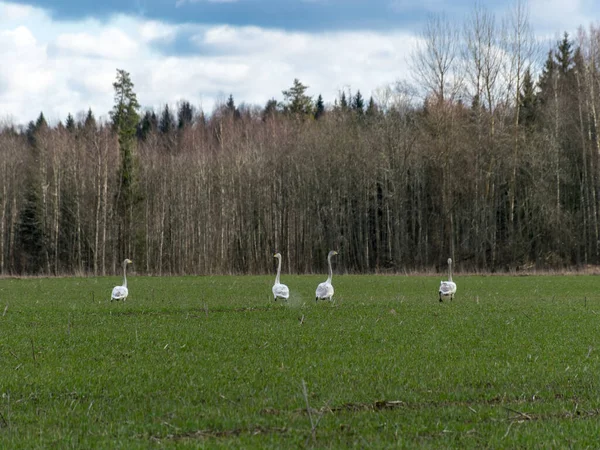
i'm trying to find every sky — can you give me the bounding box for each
[0,0,598,125]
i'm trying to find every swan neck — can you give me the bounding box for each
[327,254,333,283]
[275,256,281,284]
[448,261,452,282]
[123,261,128,288]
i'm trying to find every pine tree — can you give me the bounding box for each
[159,104,174,134]
[519,67,537,128]
[555,32,573,75]
[110,69,140,141]
[352,90,365,114]
[226,94,235,113]
[365,96,378,117]
[65,113,76,133]
[536,50,556,108]
[262,99,279,121]
[137,110,157,140]
[110,69,141,259]
[177,101,194,129]
[35,112,47,130]
[282,79,313,116]
[19,113,48,272]
[339,92,348,110]
[314,94,325,120]
[83,108,96,130]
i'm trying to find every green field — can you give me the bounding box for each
[1,274,600,448]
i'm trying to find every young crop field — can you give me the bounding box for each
[1,273,600,448]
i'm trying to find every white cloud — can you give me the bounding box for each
[138,20,179,43]
[55,28,139,59]
[2,0,596,126]
[0,2,36,20]
[0,0,418,125]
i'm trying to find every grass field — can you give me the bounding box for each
[1,273,600,448]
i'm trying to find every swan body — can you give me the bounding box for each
[439,258,457,302]
[316,250,338,301]
[272,252,290,301]
[111,259,133,301]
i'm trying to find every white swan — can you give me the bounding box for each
[111,259,133,301]
[316,250,338,301]
[272,252,290,301]
[439,258,457,302]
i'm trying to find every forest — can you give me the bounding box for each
[1,6,600,276]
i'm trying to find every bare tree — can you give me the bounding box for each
[410,12,463,104]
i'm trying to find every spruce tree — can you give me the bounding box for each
[519,68,537,128]
[65,113,76,133]
[314,94,325,120]
[339,92,348,110]
[137,110,158,140]
[159,104,174,134]
[262,99,279,121]
[555,32,573,75]
[110,69,141,259]
[177,101,194,129]
[352,90,365,115]
[536,50,556,108]
[365,96,378,117]
[83,108,96,130]
[282,79,313,116]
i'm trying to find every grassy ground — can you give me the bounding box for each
[1,273,600,448]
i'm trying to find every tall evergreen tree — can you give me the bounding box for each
[519,68,537,128]
[352,90,365,114]
[65,113,76,133]
[35,112,47,130]
[177,101,194,129]
[536,50,556,108]
[365,96,378,117]
[339,92,349,110]
[137,110,157,140]
[282,79,313,116]
[159,104,175,134]
[19,113,49,272]
[262,98,279,121]
[110,69,141,259]
[555,32,574,75]
[314,94,325,120]
[83,108,96,130]
[226,94,236,113]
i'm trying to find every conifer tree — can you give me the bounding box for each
[137,110,157,140]
[339,92,348,110]
[159,104,175,134]
[65,113,76,133]
[365,96,378,117]
[519,68,537,128]
[282,79,313,116]
[177,101,194,129]
[314,94,325,120]
[262,99,279,121]
[537,50,556,107]
[352,90,365,114]
[555,32,573,75]
[83,108,96,130]
[110,69,141,259]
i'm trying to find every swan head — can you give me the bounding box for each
[447,258,452,265]
[274,252,282,259]
[124,259,133,265]
[328,250,338,257]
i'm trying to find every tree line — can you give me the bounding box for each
[1,7,600,275]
